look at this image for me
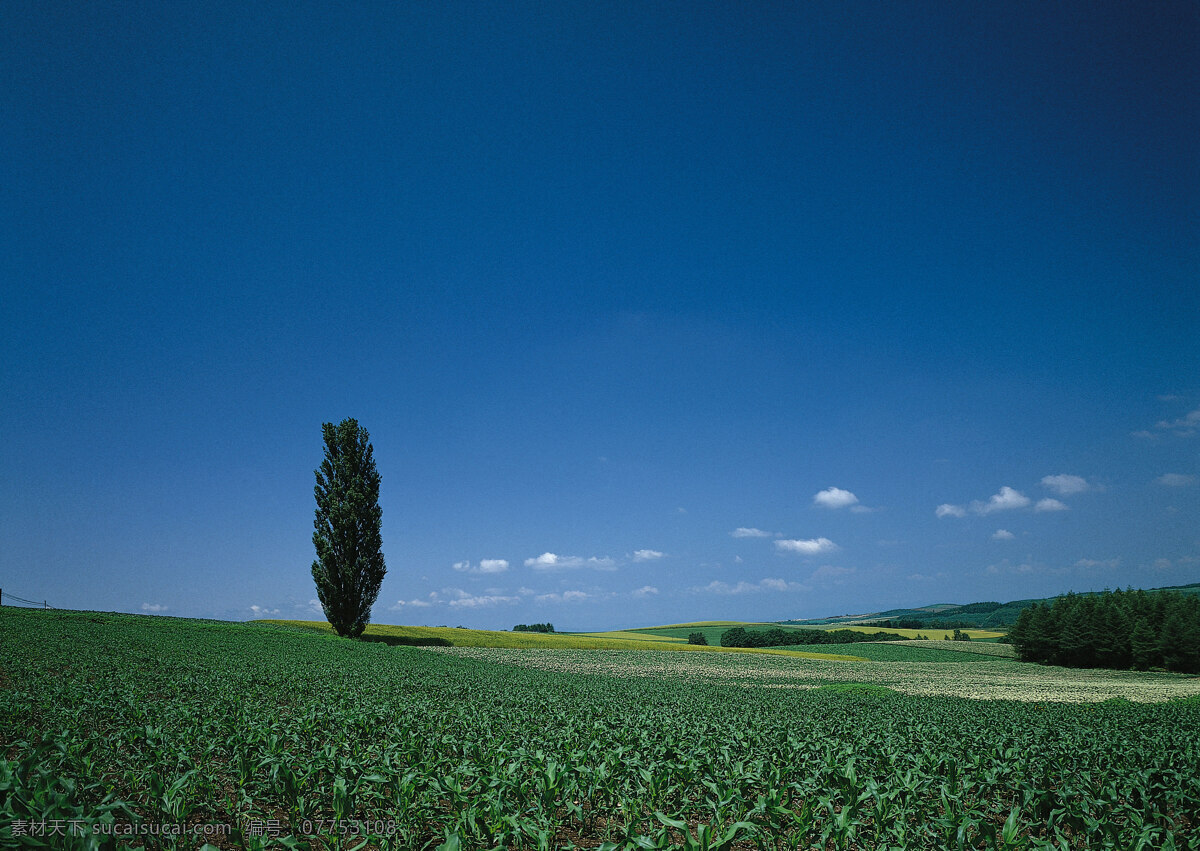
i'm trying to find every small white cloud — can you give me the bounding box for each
[444,588,520,608]
[936,503,967,518]
[809,565,855,582]
[1034,498,1069,512]
[731,527,775,538]
[813,487,859,509]
[693,578,807,595]
[632,549,665,562]
[631,585,658,598]
[971,487,1031,515]
[1155,408,1200,436]
[1157,473,1196,487]
[524,552,615,571]
[775,537,838,555]
[1075,558,1119,569]
[1041,474,1089,495]
[391,592,438,609]
[249,604,280,616]
[141,603,168,613]
[454,559,508,574]
[535,590,590,603]
[992,529,1015,540]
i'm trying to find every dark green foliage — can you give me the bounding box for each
[1008,588,1200,673]
[513,622,555,633]
[311,418,386,638]
[687,632,708,645]
[722,627,907,647]
[951,629,971,642]
[356,634,452,647]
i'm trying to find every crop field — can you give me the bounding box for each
[4,609,1200,850]
[264,620,860,661]
[771,643,1013,664]
[628,623,1005,646]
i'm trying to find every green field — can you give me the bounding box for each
[772,642,1015,663]
[629,621,1004,647]
[4,608,1200,850]
[264,620,862,661]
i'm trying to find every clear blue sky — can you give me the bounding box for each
[4,2,1197,630]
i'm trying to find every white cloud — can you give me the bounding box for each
[1075,558,1119,569]
[936,503,967,518]
[992,529,1015,540]
[524,552,616,570]
[453,559,510,574]
[1157,473,1196,487]
[1034,498,1069,512]
[1041,474,1089,495]
[693,578,807,595]
[632,549,664,562]
[971,487,1031,515]
[731,527,774,538]
[444,588,520,608]
[391,592,438,609]
[631,585,658,598]
[809,565,855,582]
[249,604,280,616]
[141,603,168,613]
[535,590,590,603]
[813,487,859,509]
[1155,408,1200,436]
[775,537,838,555]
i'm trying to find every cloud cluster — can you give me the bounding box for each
[249,604,280,616]
[939,479,1086,520]
[534,590,590,603]
[524,552,616,571]
[452,559,510,574]
[446,588,520,608]
[693,578,808,595]
[141,603,168,613]
[1133,407,1200,439]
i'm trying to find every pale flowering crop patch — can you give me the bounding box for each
[430,646,1200,703]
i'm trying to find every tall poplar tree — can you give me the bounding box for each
[312,418,386,637]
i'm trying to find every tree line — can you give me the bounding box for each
[721,627,908,648]
[513,623,555,633]
[1007,588,1200,673]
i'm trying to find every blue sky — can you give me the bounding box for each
[3,2,1197,630]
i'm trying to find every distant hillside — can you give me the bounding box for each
[781,582,1200,630]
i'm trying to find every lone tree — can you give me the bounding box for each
[312,418,386,637]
